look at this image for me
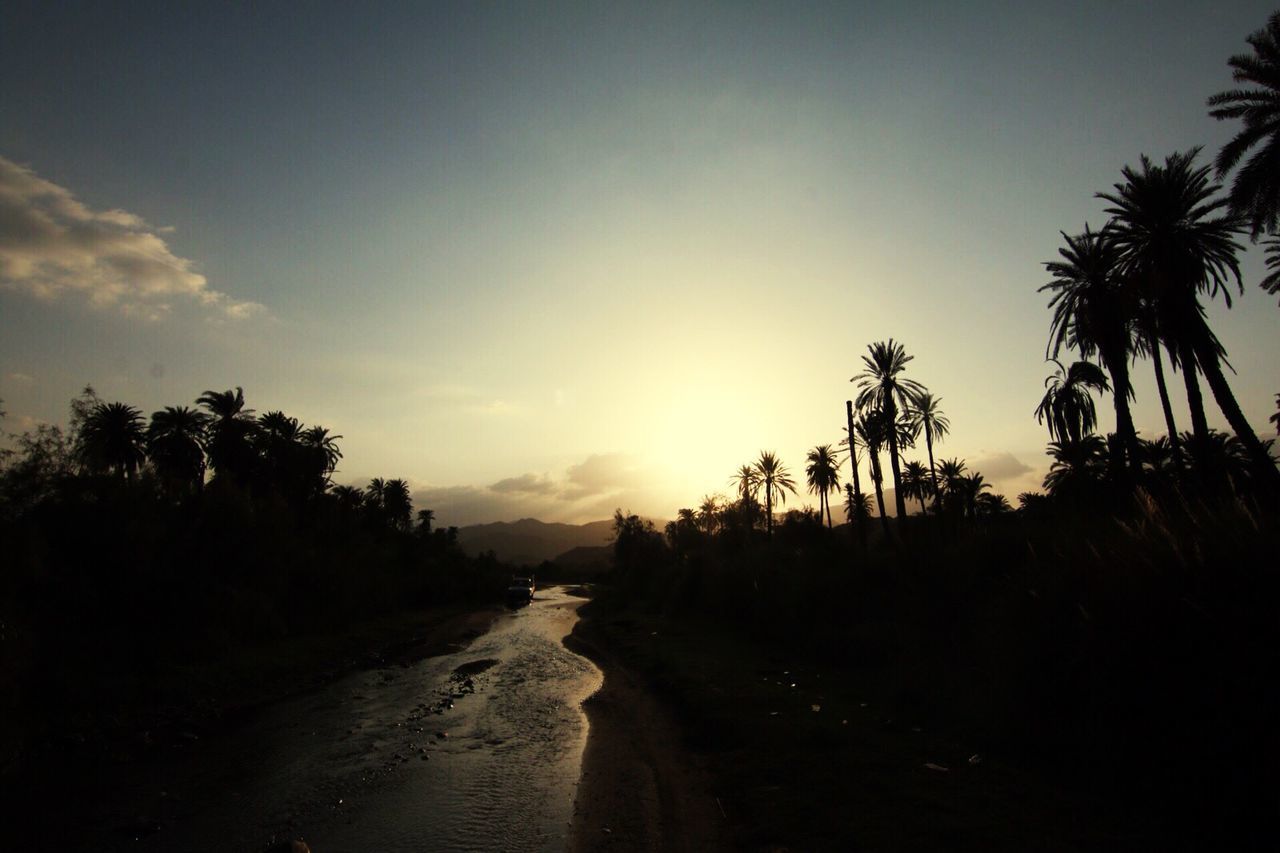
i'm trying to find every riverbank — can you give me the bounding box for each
[568,590,1155,852]
[3,600,503,846]
[566,597,729,853]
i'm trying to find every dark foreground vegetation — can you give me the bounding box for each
[0,385,511,780]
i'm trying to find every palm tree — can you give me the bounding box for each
[907,392,949,499]
[855,411,892,538]
[976,492,1012,516]
[753,451,797,538]
[147,406,209,492]
[382,478,413,530]
[957,472,991,519]
[936,457,967,515]
[1208,12,1280,243]
[1035,360,1110,447]
[729,465,759,503]
[697,495,721,537]
[331,484,365,512]
[900,461,932,516]
[1099,149,1278,486]
[1041,224,1142,473]
[1043,436,1109,500]
[197,387,257,484]
[79,402,147,480]
[843,484,872,526]
[853,340,924,520]
[844,400,868,548]
[1035,360,1110,444]
[301,425,343,491]
[804,445,841,528]
[416,508,435,535]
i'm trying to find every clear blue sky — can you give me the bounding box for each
[3,1,1278,524]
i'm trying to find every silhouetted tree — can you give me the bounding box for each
[855,411,892,538]
[697,495,721,536]
[900,460,932,516]
[1043,437,1109,502]
[147,406,209,493]
[1035,360,1109,444]
[1100,150,1278,486]
[907,392,949,500]
[805,444,841,528]
[936,457,967,516]
[854,340,924,520]
[754,451,797,538]
[1209,11,1280,248]
[415,508,435,535]
[843,484,872,526]
[197,387,257,485]
[382,478,413,530]
[79,402,147,480]
[1042,225,1142,473]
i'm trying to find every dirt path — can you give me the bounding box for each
[565,615,730,853]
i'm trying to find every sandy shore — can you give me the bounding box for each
[565,605,730,853]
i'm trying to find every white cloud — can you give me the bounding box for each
[0,155,264,321]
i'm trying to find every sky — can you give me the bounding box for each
[3,1,1279,526]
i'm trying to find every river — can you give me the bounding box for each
[61,586,602,852]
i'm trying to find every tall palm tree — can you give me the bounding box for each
[301,425,343,491]
[382,478,413,530]
[804,444,841,528]
[855,411,892,538]
[844,400,868,548]
[900,461,932,516]
[853,340,924,520]
[1208,11,1280,245]
[697,495,721,537]
[197,387,257,484]
[416,508,435,534]
[147,405,209,493]
[1100,149,1278,485]
[1041,224,1142,473]
[79,402,147,480]
[1035,360,1110,444]
[753,451,797,538]
[729,465,759,503]
[907,392,949,498]
[936,457,967,515]
[957,472,991,519]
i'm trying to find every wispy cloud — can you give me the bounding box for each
[403,452,662,526]
[0,155,264,321]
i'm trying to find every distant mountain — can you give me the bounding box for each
[456,518,617,565]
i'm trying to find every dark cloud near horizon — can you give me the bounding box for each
[489,473,557,494]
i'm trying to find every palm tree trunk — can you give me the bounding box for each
[1150,341,1183,463]
[925,428,939,508]
[765,487,773,538]
[824,490,833,528]
[1193,336,1280,489]
[1103,352,1141,476]
[1179,341,1210,443]
[885,399,908,519]
[869,447,891,540]
[845,401,867,549]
